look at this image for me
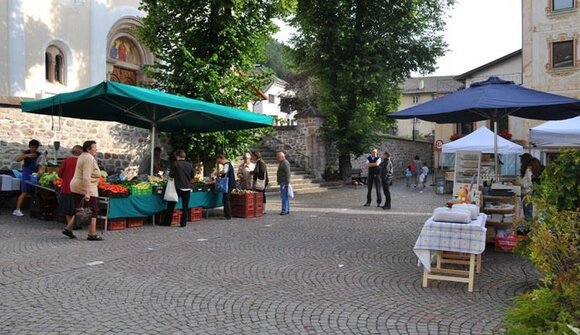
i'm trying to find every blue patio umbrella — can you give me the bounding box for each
[390,76,580,176]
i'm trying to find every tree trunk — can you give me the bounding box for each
[339,153,352,184]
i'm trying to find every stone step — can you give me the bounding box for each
[265,182,343,196]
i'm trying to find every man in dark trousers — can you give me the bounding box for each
[276,151,291,215]
[364,148,382,207]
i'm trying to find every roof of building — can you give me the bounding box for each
[263,77,288,93]
[454,49,522,81]
[401,76,464,94]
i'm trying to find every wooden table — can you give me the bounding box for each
[414,214,487,292]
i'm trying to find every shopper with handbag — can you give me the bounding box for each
[64,140,103,241]
[162,149,195,227]
[216,153,236,220]
[276,151,291,215]
[251,150,269,211]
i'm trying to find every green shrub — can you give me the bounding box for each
[504,149,580,334]
[504,287,579,335]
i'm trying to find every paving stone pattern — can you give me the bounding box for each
[0,183,539,334]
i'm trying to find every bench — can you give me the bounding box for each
[351,169,366,185]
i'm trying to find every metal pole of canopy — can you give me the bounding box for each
[151,107,156,226]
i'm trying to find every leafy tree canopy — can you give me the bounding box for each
[260,39,295,80]
[291,0,452,178]
[137,0,294,162]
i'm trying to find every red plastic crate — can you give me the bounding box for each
[189,207,202,222]
[170,210,182,226]
[254,193,264,217]
[97,218,126,231]
[230,192,255,206]
[126,217,145,228]
[495,234,519,253]
[232,204,255,218]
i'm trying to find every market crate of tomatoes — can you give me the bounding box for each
[98,178,129,198]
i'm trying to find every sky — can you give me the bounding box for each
[273,0,522,77]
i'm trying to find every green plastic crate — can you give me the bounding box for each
[130,184,152,196]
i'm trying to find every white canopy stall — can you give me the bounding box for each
[442,126,524,154]
[529,116,580,147]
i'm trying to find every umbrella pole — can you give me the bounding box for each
[494,119,499,181]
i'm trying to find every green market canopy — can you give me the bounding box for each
[21,81,274,172]
[21,81,273,133]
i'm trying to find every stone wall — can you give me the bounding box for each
[350,136,434,179]
[0,107,172,173]
[262,115,434,180]
[261,116,327,179]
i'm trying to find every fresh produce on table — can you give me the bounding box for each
[231,189,256,195]
[98,182,129,196]
[148,175,167,186]
[39,171,61,187]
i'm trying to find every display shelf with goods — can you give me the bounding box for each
[481,195,518,243]
[453,151,481,198]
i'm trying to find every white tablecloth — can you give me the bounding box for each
[414,213,487,272]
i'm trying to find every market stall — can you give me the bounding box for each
[103,192,223,219]
[529,115,580,148]
[20,81,274,229]
[390,76,580,292]
[441,126,523,196]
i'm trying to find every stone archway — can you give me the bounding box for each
[106,17,153,86]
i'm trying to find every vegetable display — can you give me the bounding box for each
[39,172,61,187]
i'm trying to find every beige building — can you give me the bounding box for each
[522,0,580,141]
[395,76,463,140]
[438,50,527,146]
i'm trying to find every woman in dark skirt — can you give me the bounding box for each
[251,151,269,211]
[58,145,82,229]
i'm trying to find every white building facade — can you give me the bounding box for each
[0,0,162,170]
[1,0,152,100]
[250,77,296,126]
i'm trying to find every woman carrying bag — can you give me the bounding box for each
[251,151,269,210]
[162,150,195,227]
[63,140,103,241]
[216,154,237,220]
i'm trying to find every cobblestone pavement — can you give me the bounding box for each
[0,182,539,334]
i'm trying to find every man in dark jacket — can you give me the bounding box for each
[276,151,291,215]
[364,148,382,207]
[163,149,195,227]
[379,151,393,210]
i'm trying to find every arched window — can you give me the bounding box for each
[45,45,65,84]
[45,52,51,80]
[54,55,63,83]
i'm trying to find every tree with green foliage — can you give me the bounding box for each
[137,0,294,162]
[261,39,295,80]
[291,0,452,180]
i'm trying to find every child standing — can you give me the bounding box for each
[420,163,429,188]
[405,165,412,188]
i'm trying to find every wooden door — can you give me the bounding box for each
[110,66,137,85]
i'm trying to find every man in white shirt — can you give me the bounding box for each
[364,148,382,207]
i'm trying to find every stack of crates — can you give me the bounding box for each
[231,192,255,218]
